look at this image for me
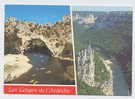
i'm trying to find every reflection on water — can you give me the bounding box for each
[26,53,50,67]
[112,58,129,96]
[8,53,74,85]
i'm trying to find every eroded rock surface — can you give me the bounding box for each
[77,45,113,95]
[5,15,72,58]
[4,54,32,82]
[77,45,95,86]
[4,15,74,83]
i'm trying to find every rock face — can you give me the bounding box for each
[4,15,74,83]
[77,45,95,86]
[4,54,32,82]
[5,15,72,58]
[101,59,113,95]
[77,45,113,95]
[73,13,97,24]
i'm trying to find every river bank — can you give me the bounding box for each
[5,53,75,85]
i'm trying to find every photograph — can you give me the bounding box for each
[4,5,75,85]
[72,6,132,96]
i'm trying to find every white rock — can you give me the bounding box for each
[4,54,33,82]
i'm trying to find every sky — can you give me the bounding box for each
[5,5,70,24]
[72,6,132,12]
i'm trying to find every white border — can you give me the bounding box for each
[70,6,78,95]
[0,0,77,96]
[0,2,4,95]
[2,1,77,89]
[69,1,135,98]
[71,4,134,97]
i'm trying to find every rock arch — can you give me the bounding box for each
[19,35,66,57]
[5,15,71,58]
[22,38,51,55]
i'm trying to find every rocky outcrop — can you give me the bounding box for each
[77,45,113,95]
[4,15,74,83]
[73,13,97,24]
[4,54,32,82]
[77,45,95,86]
[101,60,113,95]
[5,15,72,58]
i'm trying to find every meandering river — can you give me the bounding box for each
[111,58,130,96]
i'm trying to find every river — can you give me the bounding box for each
[111,58,130,96]
[8,53,74,85]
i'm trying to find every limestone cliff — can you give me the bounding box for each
[73,14,97,24]
[4,15,74,83]
[77,45,113,95]
[5,15,72,59]
[77,45,95,86]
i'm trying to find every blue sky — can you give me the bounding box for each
[5,5,70,24]
[72,6,132,12]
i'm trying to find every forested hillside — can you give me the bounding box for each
[73,11,132,95]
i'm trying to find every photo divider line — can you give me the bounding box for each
[70,5,78,95]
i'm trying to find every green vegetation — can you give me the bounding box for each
[74,12,132,94]
[74,22,90,55]
[126,63,132,73]
[77,78,105,95]
[94,52,110,83]
[125,63,132,91]
[73,20,132,55]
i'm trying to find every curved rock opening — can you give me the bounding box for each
[4,15,75,84]
[23,39,52,56]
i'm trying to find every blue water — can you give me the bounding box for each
[112,59,129,96]
[26,53,50,67]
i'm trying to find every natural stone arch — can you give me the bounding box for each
[5,15,71,58]
[19,35,66,57]
[22,38,52,55]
